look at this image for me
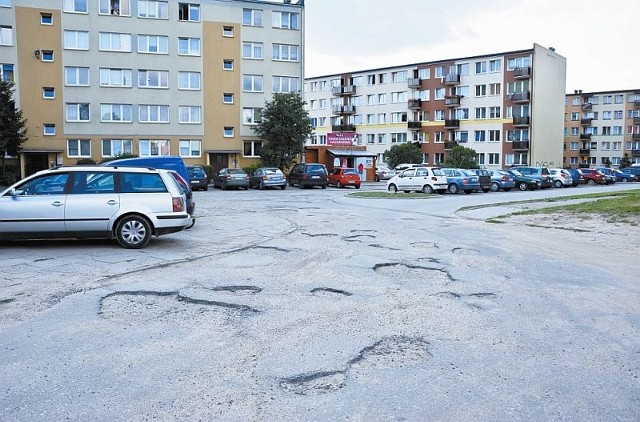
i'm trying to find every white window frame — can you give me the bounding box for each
[223,127,235,137]
[100,103,133,122]
[63,0,88,13]
[67,139,91,158]
[42,87,55,99]
[272,76,299,93]
[242,42,263,59]
[66,103,90,122]
[41,50,54,62]
[63,30,88,50]
[138,105,169,123]
[65,66,90,86]
[43,124,56,136]
[243,141,263,157]
[40,13,53,25]
[99,32,131,52]
[138,69,169,88]
[137,0,168,19]
[178,106,201,124]
[178,71,201,90]
[223,59,234,70]
[223,93,234,104]
[272,11,299,30]
[178,3,200,22]
[179,139,201,157]
[242,74,263,92]
[272,43,299,62]
[243,108,262,124]
[139,139,170,156]
[242,8,263,26]
[137,34,169,54]
[99,0,130,16]
[178,37,200,56]
[102,139,133,157]
[223,26,234,37]
[100,68,132,87]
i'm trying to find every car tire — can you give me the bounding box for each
[504,188,511,192]
[337,181,343,188]
[355,184,360,189]
[281,185,286,190]
[554,180,563,188]
[116,215,152,249]
[490,182,500,192]
[422,184,434,194]
[482,188,490,193]
[259,182,265,190]
[518,182,528,191]
[375,175,380,182]
[204,185,209,191]
[622,177,629,182]
[587,179,596,185]
[321,184,327,189]
[388,184,398,193]
[448,183,459,194]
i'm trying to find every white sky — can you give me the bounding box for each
[302,0,638,93]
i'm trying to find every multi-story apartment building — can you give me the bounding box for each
[305,44,566,179]
[0,0,304,178]
[563,89,640,168]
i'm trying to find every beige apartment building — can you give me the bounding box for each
[563,89,640,168]
[0,0,304,178]
[304,44,567,176]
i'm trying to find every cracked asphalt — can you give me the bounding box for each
[1,183,639,421]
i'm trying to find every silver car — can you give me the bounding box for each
[0,166,191,248]
[375,165,397,182]
[548,168,574,188]
[386,167,448,194]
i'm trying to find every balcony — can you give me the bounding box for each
[513,67,531,79]
[408,99,422,109]
[331,124,356,132]
[579,148,591,155]
[512,116,530,126]
[581,103,592,111]
[444,95,461,107]
[631,149,640,157]
[331,105,355,115]
[579,163,590,168]
[407,78,421,88]
[633,117,640,125]
[331,85,356,96]
[444,119,460,128]
[634,100,640,110]
[508,92,530,103]
[407,121,422,130]
[580,118,593,125]
[444,73,460,85]
[511,141,530,150]
[579,134,592,140]
[633,133,640,141]
[444,141,458,150]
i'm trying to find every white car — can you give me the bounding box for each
[386,166,448,194]
[548,168,574,188]
[0,166,191,248]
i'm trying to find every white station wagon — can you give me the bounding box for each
[386,166,448,194]
[0,166,191,248]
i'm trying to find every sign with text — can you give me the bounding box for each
[327,132,359,146]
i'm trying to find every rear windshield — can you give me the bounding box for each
[433,169,445,176]
[188,167,206,177]
[343,169,358,175]
[306,164,326,174]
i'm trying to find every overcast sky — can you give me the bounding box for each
[302,0,637,93]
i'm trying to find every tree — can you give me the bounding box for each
[383,143,423,169]
[252,93,313,170]
[0,80,27,181]
[442,145,478,169]
[619,153,631,169]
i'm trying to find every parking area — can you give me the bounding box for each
[1,183,639,421]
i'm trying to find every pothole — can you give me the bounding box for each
[410,241,439,249]
[208,285,263,294]
[343,234,376,242]
[302,232,338,237]
[280,370,348,396]
[373,263,454,283]
[310,287,353,296]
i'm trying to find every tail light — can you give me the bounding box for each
[172,197,185,212]
[501,175,507,181]
[462,178,469,185]
[431,176,438,181]
[262,176,269,181]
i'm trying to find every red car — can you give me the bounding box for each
[327,167,361,189]
[580,168,606,185]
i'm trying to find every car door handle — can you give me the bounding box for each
[51,201,64,207]
[107,200,118,206]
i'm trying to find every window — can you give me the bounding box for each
[614,95,624,104]
[243,74,263,92]
[138,70,169,88]
[602,111,612,120]
[570,142,579,150]
[139,139,170,156]
[475,61,487,74]
[489,106,501,119]
[101,103,133,122]
[178,106,201,123]
[66,103,90,122]
[178,71,200,90]
[455,108,469,120]
[489,83,501,95]
[392,71,407,82]
[378,93,386,104]
[614,110,623,119]
[391,112,407,123]
[244,141,262,157]
[378,134,386,144]
[223,59,234,70]
[138,105,169,123]
[138,35,169,54]
[138,0,168,19]
[272,11,299,29]
[505,153,528,166]
[65,66,89,86]
[67,139,91,157]
[63,0,88,13]
[223,93,234,104]
[455,131,469,143]
[100,0,130,15]
[273,76,299,93]
[475,85,486,97]
[489,59,501,72]
[435,88,445,100]
[489,130,500,142]
[477,153,485,165]
[367,114,376,124]
[378,113,386,124]
[0,63,13,82]
[272,44,299,61]
[242,42,263,59]
[223,26,234,37]
[434,153,444,164]
[391,91,407,103]
[42,87,55,99]
[243,108,262,124]
[178,37,200,55]
[242,8,263,26]
[102,139,133,156]
[179,140,201,157]
[603,95,613,105]
[223,127,234,137]
[475,107,486,119]
[0,26,14,46]
[570,112,579,121]
[435,110,445,121]
[571,127,579,135]
[99,32,131,52]
[602,141,611,150]
[41,50,54,62]
[391,133,407,144]
[474,130,485,142]
[40,13,53,24]
[100,68,132,87]
[43,124,56,136]
[178,3,200,22]
[508,56,530,70]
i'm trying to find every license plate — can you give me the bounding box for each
[312,176,320,179]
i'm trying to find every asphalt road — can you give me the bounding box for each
[1,182,639,421]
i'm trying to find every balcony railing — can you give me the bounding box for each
[408,99,422,109]
[633,133,640,141]
[407,121,422,130]
[407,78,421,88]
[579,148,591,155]
[513,67,531,79]
[331,85,356,96]
[508,92,530,103]
[579,163,590,168]
[579,134,592,140]
[634,117,640,125]
[444,73,460,85]
[444,96,461,107]
[581,103,592,111]
[444,141,457,149]
[331,105,355,115]
[512,116,530,126]
[444,119,460,128]
[511,141,530,150]
[331,124,356,132]
[631,149,640,157]
[634,100,640,110]
[580,118,593,125]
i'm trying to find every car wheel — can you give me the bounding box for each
[337,181,343,188]
[587,179,596,185]
[518,182,528,191]
[482,188,490,193]
[388,184,398,193]
[375,175,380,182]
[321,184,327,189]
[448,183,459,194]
[116,215,152,249]
[490,182,500,192]
[204,185,208,191]
[622,177,629,182]
[554,180,563,188]
[422,184,434,194]
[259,182,265,190]
[289,179,294,187]
[355,184,360,189]
[221,183,227,190]
[281,185,286,190]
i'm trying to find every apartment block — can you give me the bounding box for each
[305,44,566,178]
[563,89,640,168]
[0,0,304,178]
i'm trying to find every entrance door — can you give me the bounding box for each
[25,153,50,177]
[210,154,229,175]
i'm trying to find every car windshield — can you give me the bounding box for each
[462,170,477,177]
[264,168,282,175]
[344,169,357,175]
[189,167,206,177]
[306,165,325,174]
[433,169,445,176]
[510,169,523,176]
[228,169,246,174]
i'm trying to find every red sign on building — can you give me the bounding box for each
[327,132,358,146]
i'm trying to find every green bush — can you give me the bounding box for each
[243,163,262,176]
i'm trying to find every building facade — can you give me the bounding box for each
[563,89,640,168]
[0,0,304,178]
[305,44,566,175]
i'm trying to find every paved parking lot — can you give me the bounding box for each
[1,183,639,421]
